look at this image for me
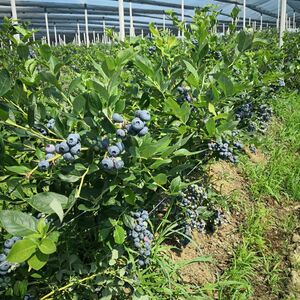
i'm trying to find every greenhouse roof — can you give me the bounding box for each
[0,0,299,39]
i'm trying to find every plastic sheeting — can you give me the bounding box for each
[0,0,299,39]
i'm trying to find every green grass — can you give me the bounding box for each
[206,91,300,299]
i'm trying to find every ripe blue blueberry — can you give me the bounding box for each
[131,118,144,131]
[45,153,54,160]
[70,143,81,155]
[0,262,10,271]
[58,142,70,153]
[4,239,14,249]
[116,129,126,138]
[114,159,124,170]
[38,160,50,171]
[135,110,142,117]
[112,113,124,123]
[0,254,6,262]
[101,157,114,170]
[116,142,125,152]
[138,126,148,136]
[45,144,55,153]
[67,134,80,147]
[63,153,75,161]
[138,259,145,266]
[101,138,109,149]
[138,110,151,122]
[108,145,120,157]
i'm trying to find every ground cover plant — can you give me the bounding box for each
[0,6,299,299]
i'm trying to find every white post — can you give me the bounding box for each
[118,0,125,41]
[129,2,135,38]
[163,14,166,30]
[141,29,144,38]
[58,34,61,45]
[45,10,50,46]
[288,17,291,29]
[181,0,184,38]
[279,0,287,47]
[222,23,225,34]
[103,20,106,44]
[84,4,89,47]
[293,10,296,29]
[54,23,57,46]
[83,32,86,44]
[10,0,20,40]
[77,22,81,46]
[248,17,251,26]
[243,0,246,29]
[93,30,95,43]
[260,14,263,30]
[32,30,35,41]
[277,0,280,29]
[63,34,66,45]
[97,33,99,42]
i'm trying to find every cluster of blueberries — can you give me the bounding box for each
[148,46,156,55]
[34,118,55,136]
[179,184,224,245]
[0,237,21,276]
[38,133,81,171]
[177,86,193,104]
[128,210,153,267]
[270,79,285,91]
[208,137,243,164]
[235,102,273,133]
[46,118,55,129]
[249,144,257,154]
[100,110,150,171]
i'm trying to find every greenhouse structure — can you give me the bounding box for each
[0,0,300,299]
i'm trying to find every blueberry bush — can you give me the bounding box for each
[0,7,293,299]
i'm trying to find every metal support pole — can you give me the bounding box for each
[293,10,296,29]
[181,0,184,38]
[118,0,125,41]
[54,23,57,46]
[141,29,144,38]
[279,0,287,47]
[32,30,35,41]
[222,23,225,34]
[129,2,135,38]
[77,21,81,46]
[63,34,66,45]
[260,14,263,30]
[84,4,89,47]
[10,0,20,40]
[277,0,280,29]
[45,9,50,46]
[243,0,246,29]
[248,17,251,26]
[93,30,95,43]
[163,14,166,30]
[103,20,106,44]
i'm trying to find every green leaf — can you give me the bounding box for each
[170,176,182,193]
[73,94,86,114]
[237,30,253,52]
[38,238,56,254]
[135,55,154,78]
[17,43,29,59]
[217,75,234,97]
[208,103,217,116]
[68,77,82,94]
[7,239,37,263]
[205,118,216,136]
[5,165,31,175]
[27,250,49,270]
[0,69,12,96]
[27,192,68,215]
[150,159,172,169]
[49,199,64,223]
[113,225,126,244]
[0,211,37,236]
[153,173,168,185]
[122,214,135,229]
[173,149,203,156]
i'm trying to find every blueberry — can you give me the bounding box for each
[47,119,55,129]
[67,134,80,147]
[70,143,81,155]
[55,144,61,153]
[38,160,49,171]
[138,110,151,122]
[58,142,70,153]
[4,239,14,249]
[0,254,6,262]
[138,259,145,266]
[116,142,125,152]
[145,250,151,256]
[116,129,126,138]
[135,110,142,117]
[134,241,141,248]
[101,157,114,170]
[0,262,10,271]
[112,113,124,123]
[63,153,75,161]
[45,144,55,153]
[131,231,138,238]
[135,225,142,232]
[114,159,124,170]
[3,248,10,255]
[101,138,109,149]
[131,118,144,131]
[108,146,120,157]
[144,242,150,249]
[138,127,148,136]
[45,153,54,160]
